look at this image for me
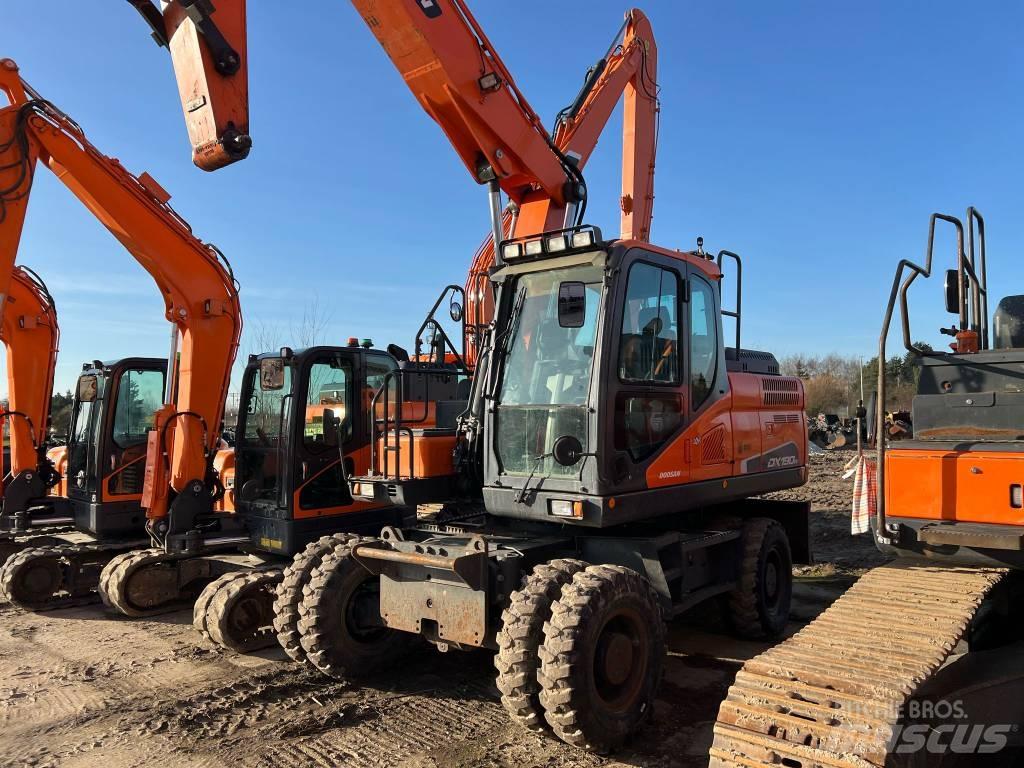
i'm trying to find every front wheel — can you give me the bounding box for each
[537,564,665,753]
[297,540,410,679]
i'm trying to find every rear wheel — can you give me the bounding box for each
[537,564,665,753]
[725,517,792,639]
[297,540,409,679]
[494,558,586,732]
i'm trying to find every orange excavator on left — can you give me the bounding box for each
[0,57,242,609]
[0,265,65,538]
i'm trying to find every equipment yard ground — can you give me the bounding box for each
[0,452,880,768]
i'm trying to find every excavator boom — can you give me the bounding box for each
[0,266,59,504]
[0,58,242,531]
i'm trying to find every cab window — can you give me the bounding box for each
[112,369,163,448]
[618,262,679,384]
[304,357,353,452]
[690,277,718,409]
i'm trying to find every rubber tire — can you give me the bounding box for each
[537,564,665,754]
[494,558,587,732]
[194,569,283,653]
[297,540,409,679]
[273,534,358,663]
[725,517,792,640]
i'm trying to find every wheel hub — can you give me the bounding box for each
[601,631,635,686]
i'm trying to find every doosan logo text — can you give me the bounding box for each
[658,470,682,480]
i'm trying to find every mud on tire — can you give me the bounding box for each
[273,534,359,663]
[494,558,586,732]
[537,564,666,754]
[297,539,409,679]
[725,517,792,639]
[194,568,283,653]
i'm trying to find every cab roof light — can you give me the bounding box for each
[502,242,523,261]
[546,234,569,252]
[524,239,544,256]
[571,230,596,249]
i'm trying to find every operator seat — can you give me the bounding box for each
[993,295,1024,350]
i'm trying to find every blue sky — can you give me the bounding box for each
[2,2,1022,396]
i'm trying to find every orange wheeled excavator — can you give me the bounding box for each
[100,2,663,657]
[710,211,1024,767]
[0,58,241,609]
[138,0,814,752]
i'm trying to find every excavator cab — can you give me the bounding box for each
[233,344,411,555]
[66,358,166,537]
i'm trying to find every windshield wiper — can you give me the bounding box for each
[514,451,551,504]
[488,286,527,401]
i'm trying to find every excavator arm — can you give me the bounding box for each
[132,2,658,366]
[0,59,242,537]
[0,265,60,520]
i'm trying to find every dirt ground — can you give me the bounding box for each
[0,451,885,768]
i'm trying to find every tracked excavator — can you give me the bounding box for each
[710,210,1024,767]
[137,0,814,752]
[0,58,242,610]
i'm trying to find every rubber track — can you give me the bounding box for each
[98,548,186,617]
[194,567,284,653]
[0,540,143,610]
[272,534,359,664]
[709,561,1008,768]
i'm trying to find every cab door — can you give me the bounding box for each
[684,266,733,482]
[606,252,688,491]
[292,351,359,517]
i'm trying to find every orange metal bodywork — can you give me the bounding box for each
[0,266,59,483]
[646,371,807,490]
[886,448,1024,526]
[0,59,241,524]
[159,1,249,171]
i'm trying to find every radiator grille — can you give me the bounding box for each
[761,377,801,407]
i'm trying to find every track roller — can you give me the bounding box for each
[537,564,666,754]
[495,558,587,732]
[298,537,411,679]
[194,568,284,653]
[273,533,360,663]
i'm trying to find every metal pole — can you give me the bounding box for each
[164,324,179,405]
[488,180,504,266]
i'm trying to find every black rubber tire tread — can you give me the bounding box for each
[537,564,666,754]
[725,517,792,640]
[494,558,587,732]
[297,538,408,679]
[97,548,176,617]
[194,568,284,653]
[0,546,65,608]
[273,534,360,664]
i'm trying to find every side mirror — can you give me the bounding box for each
[77,375,98,403]
[943,269,960,315]
[552,435,584,467]
[322,408,339,448]
[259,358,286,391]
[558,281,586,328]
